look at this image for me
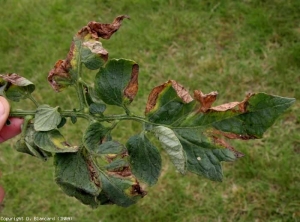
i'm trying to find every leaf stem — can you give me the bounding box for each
[74,83,86,111]
[20,115,33,139]
[27,94,39,107]
[123,104,131,116]
[74,40,89,111]
[10,109,170,128]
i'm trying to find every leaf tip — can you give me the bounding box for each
[78,15,130,40]
[123,63,139,103]
[194,90,218,112]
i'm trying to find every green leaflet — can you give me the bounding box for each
[89,103,106,115]
[94,59,139,106]
[0,73,35,101]
[105,159,129,171]
[152,126,187,174]
[175,128,236,182]
[34,130,78,153]
[15,124,51,161]
[54,151,101,207]
[96,141,126,155]
[34,105,62,131]
[126,134,162,186]
[57,117,67,128]
[83,122,110,153]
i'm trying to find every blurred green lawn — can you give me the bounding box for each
[0,0,299,221]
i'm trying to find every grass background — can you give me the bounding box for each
[0,0,299,221]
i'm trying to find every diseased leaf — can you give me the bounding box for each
[34,105,62,131]
[34,130,78,153]
[81,40,108,70]
[54,151,101,207]
[48,15,129,92]
[175,128,236,181]
[145,80,295,181]
[84,135,146,207]
[94,59,139,106]
[47,59,74,92]
[99,172,142,207]
[145,80,196,125]
[194,90,218,112]
[153,126,187,174]
[0,73,35,101]
[210,93,296,138]
[77,15,130,40]
[126,134,162,186]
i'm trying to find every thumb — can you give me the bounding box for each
[0,97,10,130]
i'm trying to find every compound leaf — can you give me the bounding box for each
[34,105,62,131]
[126,134,162,186]
[145,80,295,181]
[152,126,186,174]
[94,59,139,106]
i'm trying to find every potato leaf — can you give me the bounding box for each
[126,134,162,186]
[152,126,186,174]
[174,128,236,181]
[83,122,110,153]
[145,80,295,181]
[48,15,129,92]
[34,130,78,153]
[89,102,106,115]
[15,124,51,161]
[94,59,139,106]
[0,73,35,101]
[34,105,62,131]
[54,151,101,207]
[99,172,141,207]
[81,40,108,70]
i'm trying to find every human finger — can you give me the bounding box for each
[0,97,10,130]
[0,118,23,143]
